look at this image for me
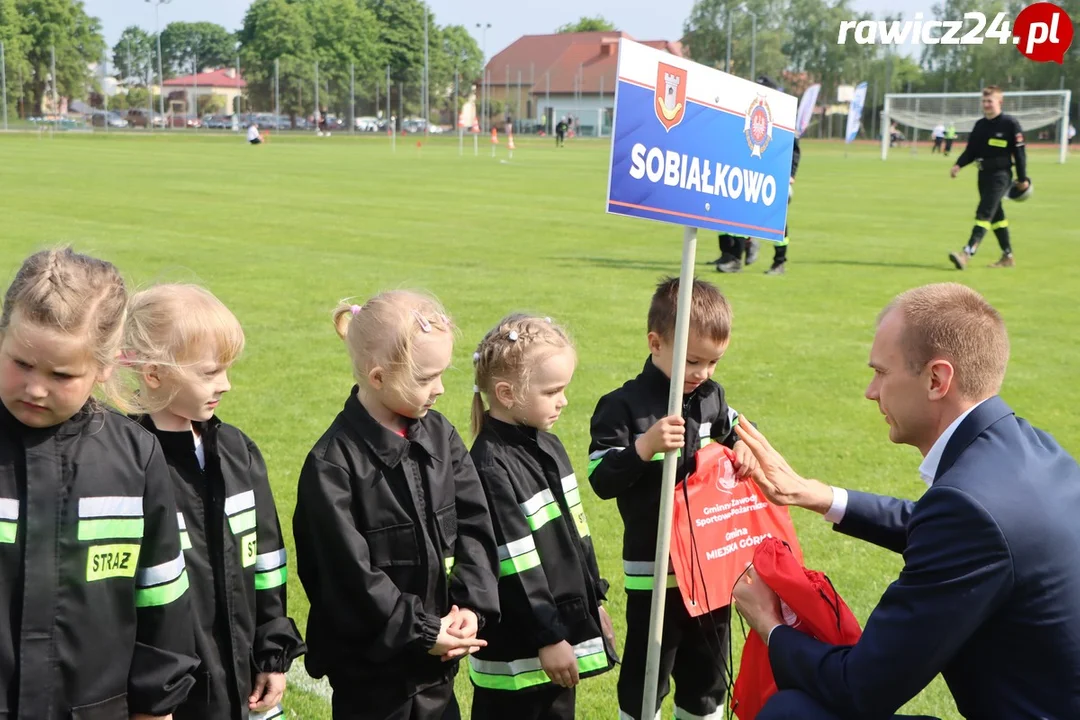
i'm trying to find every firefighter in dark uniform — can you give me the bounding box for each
[949,85,1029,270]
[716,75,800,275]
[469,416,617,718]
[293,386,501,720]
[588,278,756,720]
[142,415,307,720]
[556,117,568,147]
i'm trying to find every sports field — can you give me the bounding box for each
[2,131,1078,718]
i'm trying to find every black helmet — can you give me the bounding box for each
[1007,179,1033,202]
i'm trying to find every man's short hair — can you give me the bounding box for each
[648,276,732,344]
[879,283,1009,399]
[983,85,1004,97]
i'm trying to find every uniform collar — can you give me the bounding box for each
[0,399,95,439]
[640,356,715,399]
[481,414,564,466]
[342,386,437,467]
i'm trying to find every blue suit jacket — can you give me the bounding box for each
[768,396,1080,719]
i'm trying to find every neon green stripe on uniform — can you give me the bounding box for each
[444,556,455,575]
[499,549,542,577]
[625,574,679,591]
[0,521,15,544]
[468,639,609,691]
[255,566,288,590]
[180,532,192,550]
[77,518,144,541]
[526,504,560,532]
[135,569,190,607]
[228,510,256,535]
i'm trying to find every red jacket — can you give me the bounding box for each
[732,538,863,719]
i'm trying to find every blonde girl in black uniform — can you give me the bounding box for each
[468,313,617,720]
[0,247,198,720]
[124,284,306,720]
[293,290,500,720]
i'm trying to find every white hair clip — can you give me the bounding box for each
[473,351,481,363]
[508,330,519,341]
[544,317,552,323]
[473,385,480,393]
[412,310,432,333]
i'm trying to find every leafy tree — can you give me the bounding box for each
[17,0,106,114]
[237,0,314,120]
[160,21,235,78]
[111,25,153,84]
[556,16,616,33]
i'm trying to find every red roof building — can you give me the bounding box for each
[481,32,683,136]
[161,68,247,117]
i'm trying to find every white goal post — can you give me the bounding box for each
[881,90,1072,164]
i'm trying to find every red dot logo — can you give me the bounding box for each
[1013,2,1074,64]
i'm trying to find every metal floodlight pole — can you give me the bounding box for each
[725,5,732,74]
[274,58,280,125]
[236,53,241,117]
[750,12,757,81]
[314,60,320,133]
[50,44,57,134]
[350,61,355,134]
[146,0,170,123]
[476,22,490,132]
[102,51,108,133]
[423,4,429,135]
[193,52,198,130]
[1,41,7,132]
[640,225,699,720]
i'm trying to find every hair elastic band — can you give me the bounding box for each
[545,317,552,323]
[508,330,519,341]
[473,385,480,393]
[350,304,362,316]
[473,351,481,363]
[412,310,432,333]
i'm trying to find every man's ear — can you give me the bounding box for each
[926,359,956,401]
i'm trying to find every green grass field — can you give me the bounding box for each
[1,130,1078,719]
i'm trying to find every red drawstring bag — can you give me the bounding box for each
[731,538,864,719]
[670,442,802,617]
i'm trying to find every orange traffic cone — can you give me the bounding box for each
[491,127,499,144]
[471,117,480,133]
[508,134,515,150]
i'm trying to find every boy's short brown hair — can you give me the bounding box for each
[647,276,732,343]
[983,85,1003,97]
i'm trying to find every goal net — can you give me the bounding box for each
[881,90,1072,163]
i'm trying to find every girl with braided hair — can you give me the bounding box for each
[468,313,617,720]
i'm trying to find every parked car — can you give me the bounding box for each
[90,110,129,128]
[126,109,167,128]
[355,116,379,132]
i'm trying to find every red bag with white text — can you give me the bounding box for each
[670,442,802,617]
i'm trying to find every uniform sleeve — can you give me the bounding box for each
[710,393,741,450]
[955,121,979,168]
[293,454,442,660]
[790,137,801,179]
[247,438,306,674]
[446,429,500,628]
[129,441,199,716]
[1011,118,1027,182]
[477,460,566,648]
[588,393,650,499]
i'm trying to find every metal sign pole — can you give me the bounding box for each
[640,225,698,720]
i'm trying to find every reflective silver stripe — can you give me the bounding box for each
[619,708,661,719]
[0,499,18,521]
[136,550,186,587]
[588,447,621,460]
[468,637,604,677]
[560,473,578,492]
[674,705,725,720]
[79,496,142,518]
[255,548,287,572]
[497,535,535,560]
[176,512,186,530]
[623,560,675,576]
[699,422,712,437]
[520,489,555,517]
[224,490,256,516]
[728,407,740,426]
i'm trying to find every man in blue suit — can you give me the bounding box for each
[731,282,1080,719]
